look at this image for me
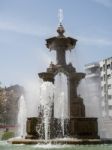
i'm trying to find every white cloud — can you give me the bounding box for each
[0,20,53,37]
[91,0,112,7]
[78,36,112,46]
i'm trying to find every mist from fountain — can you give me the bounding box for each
[24,78,41,117]
[17,79,41,138]
[77,78,103,137]
[78,79,101,118]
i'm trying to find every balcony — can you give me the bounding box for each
[85,73,100,78]
[108,100,112,106]
[85,62,99,69]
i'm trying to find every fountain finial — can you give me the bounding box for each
[57,9,65,36]
[58,8,63,25]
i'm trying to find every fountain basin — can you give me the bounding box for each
[7,138,112,145]
[25,117,99,139]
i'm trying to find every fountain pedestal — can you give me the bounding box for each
[25,117,40,139]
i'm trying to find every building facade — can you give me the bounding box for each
[85,57,112,139]
[100,57,112,118]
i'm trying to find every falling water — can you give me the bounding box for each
[54,73,68,118]
[24,78,41,117]
[17,95,27,137]
[54,73,68,136]
[60,92,65,136]
[40,81,55,141]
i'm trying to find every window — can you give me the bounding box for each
[107,74,111,79]
[101,77,103,81]
[109,106,112,109]
[104,94,106,100]
[111,62,112,69]
[103,64,105,71]
[108,84,111,89]
[103,74,106,81]
[107,64,110,69]
[100,67,102,71]
[101,86,103,90]
[108,95,112,99]
[104,84,106,92]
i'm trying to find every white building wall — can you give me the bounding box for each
[84,58,112,139]
[100,57,112,118]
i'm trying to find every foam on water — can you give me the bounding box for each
[33,143,72,149]
[1,141,112,150]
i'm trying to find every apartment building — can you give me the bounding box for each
[100,57,112,118]
[85,57,112,139]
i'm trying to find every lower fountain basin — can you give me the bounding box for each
[25,117,99,139]
[8,138,112,145]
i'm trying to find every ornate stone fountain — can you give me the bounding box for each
[8,11,106,144]
[25,23,99,140]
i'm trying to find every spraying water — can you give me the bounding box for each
[54,73,68,119]
[60,92,65,136]
[17,95,27,137]
[17,79,42,138]
[54,73,68,136]
[40,81,55,141]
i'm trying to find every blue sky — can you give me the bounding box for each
[0,0,112,86]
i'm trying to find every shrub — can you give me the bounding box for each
[1,131,14,140]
